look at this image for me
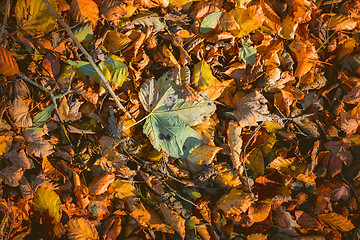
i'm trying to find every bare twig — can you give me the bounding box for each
[41,0,135,122]
[0,0,10,44]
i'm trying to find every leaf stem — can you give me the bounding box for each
[41,0,136,122]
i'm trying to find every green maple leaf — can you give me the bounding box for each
[139,71,216,158]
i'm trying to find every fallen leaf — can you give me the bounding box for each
[233,91,270,127]
[192,60,225,100]
[67,218,99,240]
[88,173,115,195]
[217,189,252,217]
[10,97,33,128]
[23,128,54,158]
[0,46,19,76]
[15,0,57,34]
[318,212,354,232]
[139,70,216,158]
[71,0,99,27]
[187,145,221,173]
[33,185,62,222]
[0,131,14,156]
[160,203,185,239]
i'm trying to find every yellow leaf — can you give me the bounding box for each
[71,0,99,27]
[0,47,19,76]
[187,145,221,173]
[245,148,264,175]
[280,15,298,40]
[268,156,294,170]
[233,5,265,38]
[247,234,267,240]
[15,0,57,34]
[263,121,282,133]
[103,30,132,53]
[318,213,354,232]
[108,179,136,199]
[216,163,242,188]
[58,96,70,120]
[67,218,99,240]
[33,186,62,222]
[160,203,185,239]
[0,131,13,156]
[217,189,252,217]
[169,0,193,7]
[192,60,225,100]
[289,39,317,77]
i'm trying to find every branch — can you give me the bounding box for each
[41,0,136,122]
[0,0,10,44]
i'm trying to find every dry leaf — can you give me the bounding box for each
[217,189,252,217]
[0,46,19,76]
[67,218,99,240]
[318,212,354,232]
[160,203,185,239]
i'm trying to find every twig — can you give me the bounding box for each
[0,0,10,44]
[41,0,136,122]
[17,73,73,145]
[241,121,265,197]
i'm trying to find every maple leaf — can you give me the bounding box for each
[139,70,216,158]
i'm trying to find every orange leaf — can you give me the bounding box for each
[318,212,354,232]
[0,47,19,76]
[71,0,99,27]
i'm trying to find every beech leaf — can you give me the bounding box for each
[200,12,223,34]
[33,186,62,222]
[67,218,99,240]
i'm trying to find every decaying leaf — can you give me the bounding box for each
[23,128,54,158]
[10,97,33,128]
[233,91,270,127]
[88,173,115,195]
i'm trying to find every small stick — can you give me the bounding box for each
[41,0,135,122]
[0,0,10,44]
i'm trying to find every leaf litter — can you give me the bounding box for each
[0,0,360,239]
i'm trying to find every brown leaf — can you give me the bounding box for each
[0,166,24,187]
[4,143,34,170]
[344,85,360,104]
[0,46,19,76]
[324,141,353,177]
[67,218,99,240]
[23,129,54,158]
[227,121,243,174]
[10,97,33,128]
[233,91,270,127]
